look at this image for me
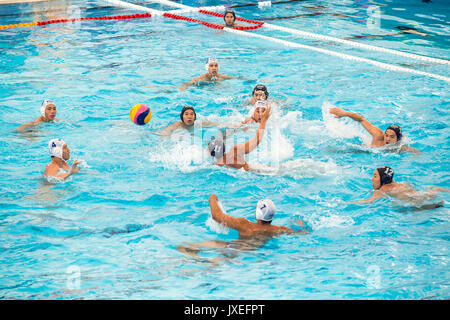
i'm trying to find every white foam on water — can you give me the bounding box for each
[148,132,209,173]
[322,102,372,145]
[205,216,231,234]
[305,211,355,230]
[250,158,341,179]
[205,200,231,234]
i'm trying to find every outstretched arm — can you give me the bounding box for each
[218,73,236,80]
[291,218,309,235]
[232,106,271,155]
[15,118,41,132]
[329,107,384,142]
[346,190,384,204]
[45,161,81,180]
[159,122,183,136]
[179,74,205,91]
[400,145,420,154]
[209,194,250,231]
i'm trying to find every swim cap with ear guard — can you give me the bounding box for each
[252,84,269,99]
[180,106,196,123]
[205,58,218,71]
[255,199,276,222]
[48,138,66,159]
[386,124,402,141]
[41,99,55,119]
[223,9,236,22]
[376,166,394,187]
[207,136,225,160]
[254,100,267,108]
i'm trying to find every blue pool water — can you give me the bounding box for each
[0,0,449,299]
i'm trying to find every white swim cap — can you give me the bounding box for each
[255,199,276,222]
[41,99,55,118]
[48,138,66,159]
[254,100,267,108]
[205,58,218,71]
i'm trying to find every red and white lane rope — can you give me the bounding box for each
[1,0,447,81]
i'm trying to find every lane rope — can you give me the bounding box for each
[1,0,448,81]
[114,0,450,82]
[0,12,153,30]
[137,0,450,65]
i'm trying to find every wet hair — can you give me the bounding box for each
[376,166,394,187]
[252,84,269,99]
[385,124,402,141]
[223,9,236,22]
[180,106,196,124]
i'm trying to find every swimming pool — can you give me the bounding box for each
[0,0,449,300]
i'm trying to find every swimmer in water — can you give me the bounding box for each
[223,9,244,28]
[160,105,225,136]
[16,100,58,132]
[178,58,236,91]
[207,105,271,171]
[345,26,431,40]
[242,100,269,124]
[43,138,81,180]
[329,107,420,153]
[177,193,308,261]
[207,193,308,237]
[348,166,448,209]
[249,84,269,105]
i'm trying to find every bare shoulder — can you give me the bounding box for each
[44,162,58,176]
[218,73,234,80]
[196,74,209,81]
[271,225,294,234]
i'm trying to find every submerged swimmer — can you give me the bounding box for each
[177,193,308,261]
[348,166,448,208]
[16,100,58,132]
[329,107,419,153]
[207,106,271,171]
[178,58,236,91]
[223,9,244,28]
[345,26,431,40]
[43,139,81,180]
[160,105,222,136]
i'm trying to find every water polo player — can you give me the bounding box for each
[43,138,81,180]
[242,100,269,124]
[177,193,308,261]
[250,84,269,105]
[347,166,448,207]
[178,58,236,91]
[160,105,222,136]
[207,105,271,171]
[223,9,244,28]
[16,99,58,132]
[329,107,419,153]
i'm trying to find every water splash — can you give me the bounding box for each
[322,102,372,145]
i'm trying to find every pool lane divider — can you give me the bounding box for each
[1,0,448,81]
[134,0,450,65]
[0,4,263,32]
[0,12,153,30]
[162,11,263,30]
[112,0,450,82]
